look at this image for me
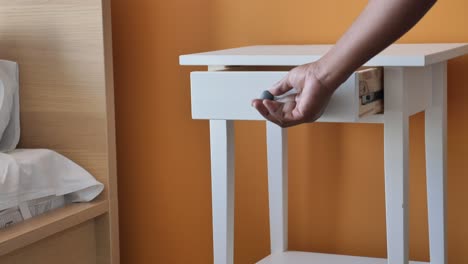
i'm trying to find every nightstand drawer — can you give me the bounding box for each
[190,67,383,123]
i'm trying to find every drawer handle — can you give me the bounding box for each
[361,90,384,105]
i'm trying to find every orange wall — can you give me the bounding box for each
[111,1,468,263]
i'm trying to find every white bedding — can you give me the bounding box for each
[0,149,104,211]
[0,195,67,229]
[0,60,104,225]
[0,60,20,152]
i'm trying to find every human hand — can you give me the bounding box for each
[251,62,337,128]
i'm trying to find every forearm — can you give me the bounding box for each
[316,0,437,90]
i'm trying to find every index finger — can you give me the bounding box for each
[269,74,293,96]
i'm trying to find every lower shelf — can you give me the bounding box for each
[0,200,109,256]
[257,251,428,264]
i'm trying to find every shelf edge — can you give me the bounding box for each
[0,200,109,256]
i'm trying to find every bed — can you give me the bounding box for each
[0,1,119,263]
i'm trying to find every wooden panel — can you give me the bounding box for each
[0,0,109,186]
[101,0,119,261]
[404,66,433,116]
[256,251,428,264]
[3,220,98,264]
[0,201,108,256]
[209,120,235,264]
[180,43,468,66]
[190,71,383,123]
[383,67,410,264]
[425,62,448,264]
[191,71,287,120]
[358,67,383,117]
[266,123,288,253]
[0,0,118,263]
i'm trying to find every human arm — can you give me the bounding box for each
[252,0,437,127]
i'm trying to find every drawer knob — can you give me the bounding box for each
[260,90,275,100]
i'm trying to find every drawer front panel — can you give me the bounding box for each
[190,71,380,123]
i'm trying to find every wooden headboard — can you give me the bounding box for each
[0,1,119,263]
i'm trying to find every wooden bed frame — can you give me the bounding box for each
[0,0,119,263]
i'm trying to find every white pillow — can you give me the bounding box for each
[0,149,104,211]
[0,60,20,152]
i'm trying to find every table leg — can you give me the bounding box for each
[425,62,447,264]
[266,122,288,253]
[210,120,235,264]
[384,67,409,264]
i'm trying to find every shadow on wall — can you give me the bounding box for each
[446,56,468,262]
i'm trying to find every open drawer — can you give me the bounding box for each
[190,67,383,123]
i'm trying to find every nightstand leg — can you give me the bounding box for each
[425,62,447,264]
[384,67,409,264]
[266,122,288,253]
[210,120,235,264]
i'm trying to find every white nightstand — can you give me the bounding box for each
[180,44,468,264]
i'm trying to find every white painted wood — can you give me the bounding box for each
[405,66,433,116]
[209,120,235,264]
[191,71,285,120]
[425,62,447,264]
[256,251,429,264]
[266,122,288,253]
[190,71,383,123]
[180,43,468,66]
[383,67,410,264]
[185,45,466,264]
